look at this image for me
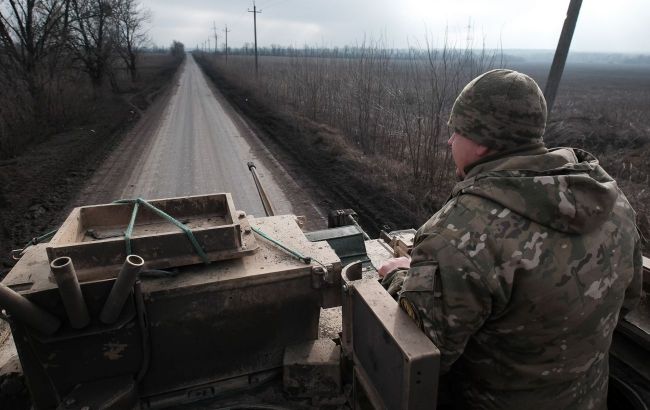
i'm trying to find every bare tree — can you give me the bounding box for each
[68,0,117,91]
[0,0,70,118]
[114,0,149,82]
[170,40,184,59]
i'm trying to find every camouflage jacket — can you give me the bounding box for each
[383,146,643,410]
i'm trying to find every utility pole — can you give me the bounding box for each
[207,37,211,53]
[213,21,218,54]
[224,24,231,63]
[545,0,583,116]
[248,1,262,77]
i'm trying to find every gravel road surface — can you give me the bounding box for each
[78,54,321,222]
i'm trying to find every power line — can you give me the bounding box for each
[213,21,218,54]
[248,1,262,78]
[224,24,231,63]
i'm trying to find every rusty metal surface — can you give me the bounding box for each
[46,194,257,279]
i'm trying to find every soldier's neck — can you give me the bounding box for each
[463,142,548,178]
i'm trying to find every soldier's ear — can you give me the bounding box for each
[475,144,492,158]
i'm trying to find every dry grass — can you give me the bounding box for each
[198,51,650,252]
[0,53,181,159]
[198,42,501,221]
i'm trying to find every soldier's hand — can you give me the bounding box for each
[377,256,411,278]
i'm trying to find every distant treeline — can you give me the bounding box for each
[0,0,185,158]
[486,50,650,65]
[204,43,650,66]
[204,43,503,61]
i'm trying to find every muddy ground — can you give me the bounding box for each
[0,55,183,278]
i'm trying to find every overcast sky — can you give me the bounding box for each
[140,0,650,54]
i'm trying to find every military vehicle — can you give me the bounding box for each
[0,187,438,409]
[1,1,648,407]
[0,176,648,409]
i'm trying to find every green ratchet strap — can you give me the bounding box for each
[114,198,210,265]
[251,225,328,270]
[28,229,57,247]
[124,200,139,255]
[12,228,58,260]
[251,225,311,264]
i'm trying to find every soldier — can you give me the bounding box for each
[380,69,643,409]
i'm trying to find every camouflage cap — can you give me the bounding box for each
[448,69,548,151]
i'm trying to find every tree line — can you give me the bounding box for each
[0,0,183,158]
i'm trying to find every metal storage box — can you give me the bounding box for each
[46,193,257,279]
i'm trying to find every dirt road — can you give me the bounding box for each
[0,54,333,380]
[78,54,322,222]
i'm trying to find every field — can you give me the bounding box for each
[522,62,650,249]
[196,51,650,252]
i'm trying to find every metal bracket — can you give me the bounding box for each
[11,248,26,261]
[311,264,335,288]
[311,266,326,289]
